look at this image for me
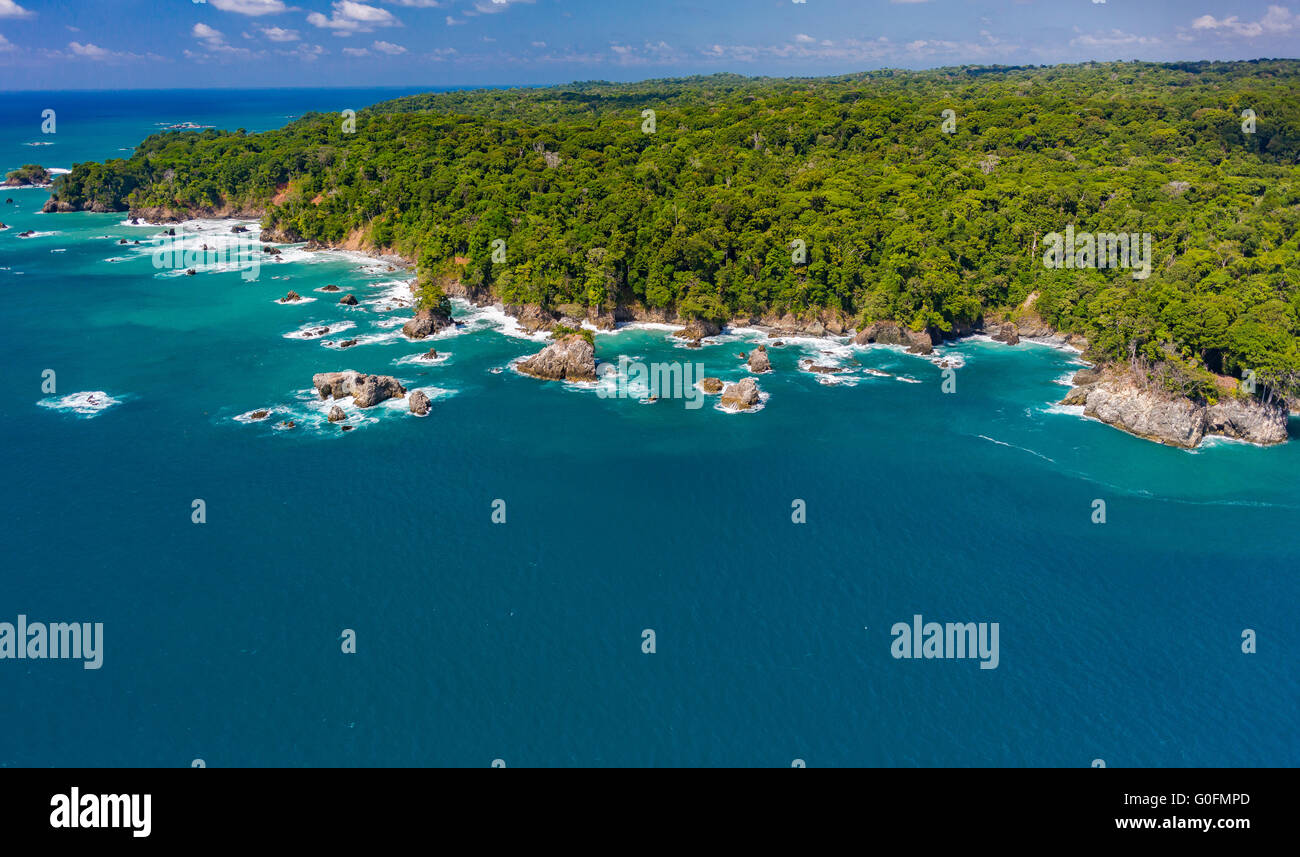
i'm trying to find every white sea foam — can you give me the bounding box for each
[456,302,546,341]
[38,391,121,417]
[284,320,356,340]
[714,390,771,415]
[323,330,402,349]
[394,350,450,366]
[233,408,276,423]
[274,296,317,305]
[977,434,1056,463]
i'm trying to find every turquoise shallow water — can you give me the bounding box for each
[1,91,1297,767]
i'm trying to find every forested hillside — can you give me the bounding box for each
[49,60,1300,398]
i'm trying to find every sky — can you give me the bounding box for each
[0,0,1296,90]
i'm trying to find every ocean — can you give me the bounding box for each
[2,89,1297,767]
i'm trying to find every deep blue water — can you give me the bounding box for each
[1,90,1297,767]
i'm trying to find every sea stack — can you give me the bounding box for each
[313,371,407,408]
[720,378,762,411]
[402,306,454,339]
[517,332,597,381]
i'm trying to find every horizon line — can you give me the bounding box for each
[3,56,1299,95]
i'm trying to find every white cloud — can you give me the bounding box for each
[372,39,406,53]
[0,32,13,51]
[470,0,533,14]
[1071,29,1161,47]
[384,0,440,6]
[343,46,370,55]
[1191,5,1294,37]
[0,0,34,20]
[277,42,326,60]
[192,23,226,46]
[260,26,300,41]
[210,0,290,15]
[307,1,401,33]
[68,41,111,58]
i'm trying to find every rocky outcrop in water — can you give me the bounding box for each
[989,322,1020,345]
[853,321,935,355]
[701,377,724,394]
[720,377,762,410]
[747,345,772,373]
[510,304,558,334]
[339,294,358,306]
[401,307,454,339]
[408,390,431,416]
[1061,370,1288,447]
[313,371,407,408]
[516,333,597,381]
[673,319,722,343]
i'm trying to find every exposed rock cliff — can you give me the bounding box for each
[852,321,935,355]
[720,377,762,410]
[401,307,454,339]
[312,371,407,408]
[516,333,597,382]
[1061,369,1288,447]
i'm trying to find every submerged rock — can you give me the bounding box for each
[249,410,270,421]
[422,348,439,360]
[720,377,762,411]
[313,371,407,408]
[409,390,431,416]
[517,333,597,382]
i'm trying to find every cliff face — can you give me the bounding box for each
[1062,370,1288,448]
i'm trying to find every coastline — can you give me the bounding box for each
[50,208,1291,450]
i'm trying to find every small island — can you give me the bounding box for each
[4,164,52,188]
